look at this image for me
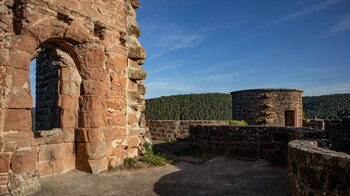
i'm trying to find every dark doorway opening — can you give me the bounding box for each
[285,110,295,127]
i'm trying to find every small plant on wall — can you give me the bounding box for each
[124,158,137,167]
[229,120,248,126]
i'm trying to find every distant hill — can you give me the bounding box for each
[145,93,232,120]
[145,93,350,120]
[303,94,350,119]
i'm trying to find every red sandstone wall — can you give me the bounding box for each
[34,129,75,177]
[0,0,147,194]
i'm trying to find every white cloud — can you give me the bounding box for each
[149,50,170,59]
[148,19,245,59]
[258,0,341,29]
[171,34,204,50]
[206,73,240,81]
[145,80,205,98]
[303,82,350,96]
[149,32,205,59]
[149,64,182,74]
[322,14,350,38]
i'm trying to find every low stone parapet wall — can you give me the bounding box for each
[325,119,344,130]
[190,125,288,164]
[303,117,350,131]
[288,140,350,196]
[189,125,325,164]
[303,119,325,130]
[323,117,350,154]
[326,129,350,154]
[146,120,229,140]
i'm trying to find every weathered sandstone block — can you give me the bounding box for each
[0,154,9,173]
[4,109,31,132]
[11,149,36,174]
[128,69,146,80]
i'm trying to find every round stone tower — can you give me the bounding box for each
[230,89,303,127]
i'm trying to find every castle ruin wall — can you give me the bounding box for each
[0,0,148,194]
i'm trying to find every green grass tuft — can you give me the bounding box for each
[141,142,167,166]
[124,157,136,167]
[141,153,167,166]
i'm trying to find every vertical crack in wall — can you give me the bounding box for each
[12,0,24,35]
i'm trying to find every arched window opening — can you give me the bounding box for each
[30,49,61,132]
[30,46,82,133]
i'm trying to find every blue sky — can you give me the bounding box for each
[136,0,350,98]
[30,0,350,104]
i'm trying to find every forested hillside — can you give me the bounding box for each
[145,93,350,120]
[303,94,350,119]
[145,93,232,120]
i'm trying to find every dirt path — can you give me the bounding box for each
[28,157,287,196]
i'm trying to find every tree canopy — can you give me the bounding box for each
[145,93,350,120]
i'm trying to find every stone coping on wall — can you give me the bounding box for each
[289,140,350,159]
[288,140,350,195]
[230,88,303,94]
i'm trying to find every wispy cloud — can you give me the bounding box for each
[172,34,205,50]
[258,0,341,29]
[206,73,240,81]
[149,18,245,59]
[145,81,205,98]
[202,16,247,33]
[322,14,350,38]
[149,64,182,74]
[149,32,205,59]
[303,82,350,96]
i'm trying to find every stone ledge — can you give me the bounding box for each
[289,140,350,161]
[288,140,350,196]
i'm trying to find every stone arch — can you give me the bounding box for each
[2,30,86,195]
[34,47,82,131]
[1,0,147,194]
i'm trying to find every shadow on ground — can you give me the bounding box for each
[152,141,287,196]
[29,141,287,196]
